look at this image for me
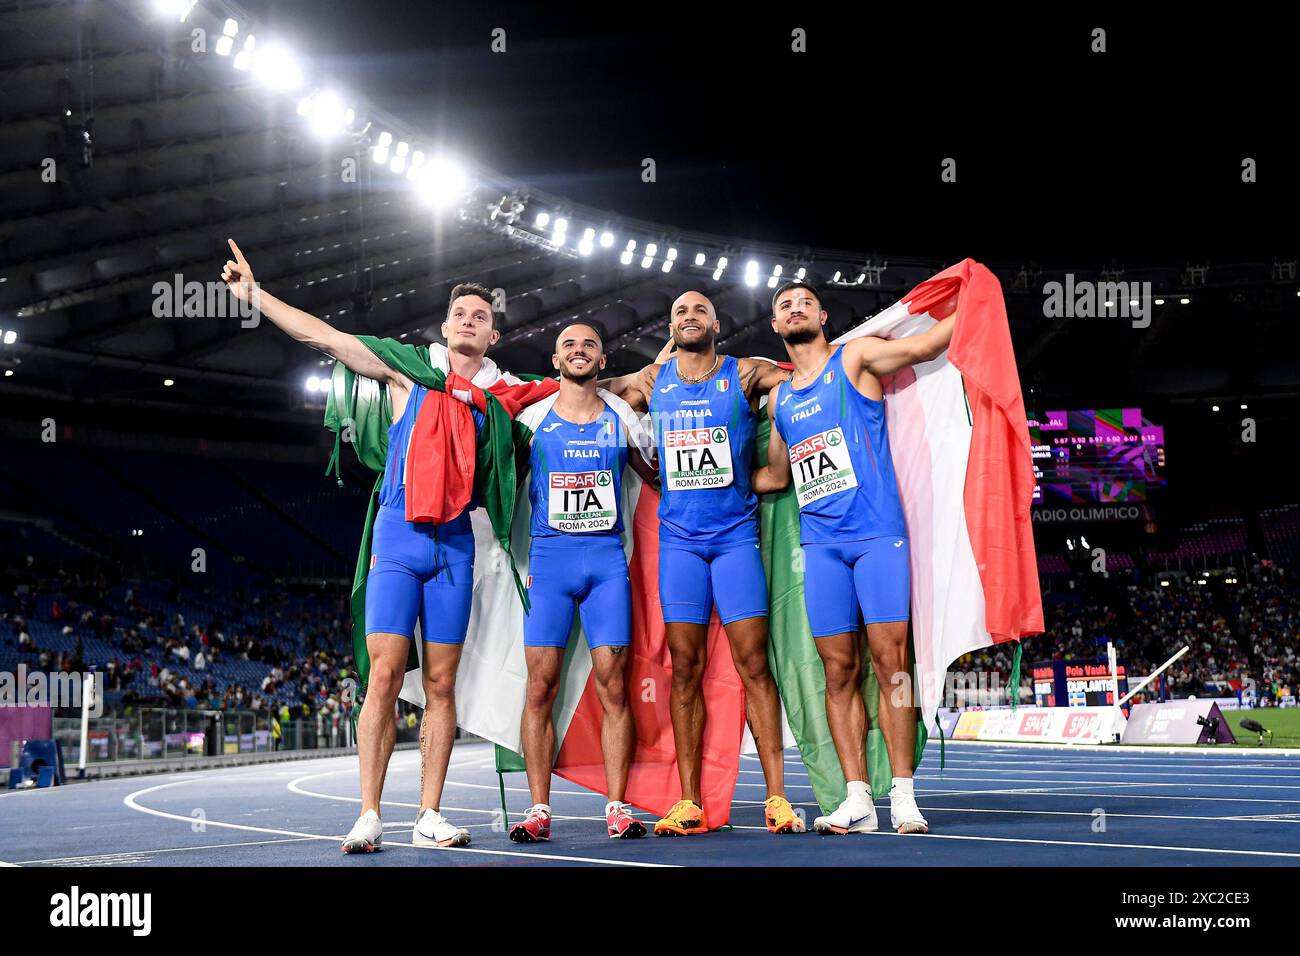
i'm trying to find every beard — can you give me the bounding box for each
[672,330,713,353]
[560,363,599,383]
[782,326,822,346]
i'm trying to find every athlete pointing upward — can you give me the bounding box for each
[601,290,803,836]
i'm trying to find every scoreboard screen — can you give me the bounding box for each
[1029,408,1165,505]
[1034,659,1129,707]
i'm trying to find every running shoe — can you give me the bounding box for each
[653,798,709,836]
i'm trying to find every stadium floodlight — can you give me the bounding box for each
[395,141,410,157]
[1129,298,1139,308]
[308,92,346,137]
[254,45,304,89]
[712,268,723,280]
[620,249,634,265]
[215,18,239,56]
[2,330,15,345]
[1211,404,1220,412]
[535,212,551,228]
[296,95,313,116]
[640,255,653,269]
[417,157,469,209]
[578,237,594,256]
[600,231,615,248]
[772,265,783,277]
[411,150,425,168]
[372,145,389,164]
[796,267,806,280]
[1080,535,1089,549]
[163,378,175,387]
[662,260,673,273]
[583,227,596,242]
[694,252,706,266]
[667,247,678,261]
[717,256,728,270]
[1240,403,1248,410]
[832,270,842,282]
[856,273,866,284]
[767,275,778,288]
[377,131,393,148]
[306,376,321,393]
[1154,297,1165,305]
[233,35,255,71]
[3,369,12,377]
[744,260,759,287]
[625,239,637,252]
[1179,297,1190,305]
[390,154,406,175]
[554,218,568,234]
[153,0,193,18]
[646,243,657,257]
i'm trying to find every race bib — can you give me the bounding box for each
[663,426,734,490]
[548,470,617,532]
[789,427,858,508]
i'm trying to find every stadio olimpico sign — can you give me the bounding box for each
[1032,504,1144,523]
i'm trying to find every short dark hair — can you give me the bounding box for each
[772,280,823,316]
[559,321,605,346]
[448,282,502,327]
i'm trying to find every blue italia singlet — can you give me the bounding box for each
[649,354,758,545]
[527,403,628,539]
[523,401,632,650]
[772,347,907,544]
[367,382,480,643]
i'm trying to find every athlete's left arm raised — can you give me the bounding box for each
[841,313,956,380]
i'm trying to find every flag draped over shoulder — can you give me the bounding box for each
[763,258,1042,812]
[322,338,557,686]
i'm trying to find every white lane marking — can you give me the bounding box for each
[907,805,1300,825]
[123,779,672,867]
[853,829,1300,859]
[919,786,1300,805]
[17,838,319,865]
[0,861,18,867]
[893,774,1300,790]
[286,770,497,815]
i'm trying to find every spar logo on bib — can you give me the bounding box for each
[663,426,734,490]
[548,470,617,532]
[788,426,858,508]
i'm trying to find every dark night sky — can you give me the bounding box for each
[237,2,1293,264]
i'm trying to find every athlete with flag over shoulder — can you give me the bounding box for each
[757,280,955,835]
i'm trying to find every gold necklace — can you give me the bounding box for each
[677,354,720,384]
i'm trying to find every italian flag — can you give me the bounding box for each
[763,258,1045,812]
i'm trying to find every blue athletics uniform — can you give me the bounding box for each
[523,403,632,650]
[649,355,767,626]
[365,383,483,644]
[772,347,910,637]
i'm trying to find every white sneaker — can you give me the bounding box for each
[889,785,929,834]
[812,796,878,835]
[413,808,471,848]
[341,809,384,854]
